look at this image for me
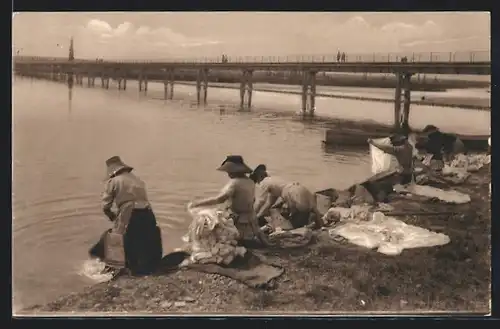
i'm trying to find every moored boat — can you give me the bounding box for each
[322,128,490,152]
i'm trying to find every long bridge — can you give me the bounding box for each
[13,49,490,130]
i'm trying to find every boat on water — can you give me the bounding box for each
[322,128,490,152]
[457,134,490,151]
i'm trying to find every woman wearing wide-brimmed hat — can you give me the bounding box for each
[368,134,415,185]
[89,156,163,275]
[189,155,271,246]
[250,164,324,230]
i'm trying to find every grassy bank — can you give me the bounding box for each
[21,166,490,315]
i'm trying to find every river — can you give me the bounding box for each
[12,78,490,312]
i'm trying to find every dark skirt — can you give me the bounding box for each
[89,208,163,275]
[399,173,415,185]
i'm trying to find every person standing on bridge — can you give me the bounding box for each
[341,52,346,62]
[337,51,341,63]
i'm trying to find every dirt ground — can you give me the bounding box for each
[21,166,491,316]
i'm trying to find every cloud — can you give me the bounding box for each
[79,18,221,59]
[400,36,490,54]
[87,19,113,34]
[298,16,446,54]
[133,25,221,48]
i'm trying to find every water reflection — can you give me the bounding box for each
[67,85,73,116]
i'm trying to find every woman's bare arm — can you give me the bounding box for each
[191,191,229,208]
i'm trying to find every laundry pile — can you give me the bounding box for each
[417,153,491,185]
[447,153,491,173]
[328,211,450,256]
[181,207,246,266]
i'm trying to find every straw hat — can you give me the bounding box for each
[105,156,133,178]
[217,155,252,174]
[249,164,267,181]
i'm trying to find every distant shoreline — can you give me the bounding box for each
[176,81,491,111]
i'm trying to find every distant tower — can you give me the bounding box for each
[68,36,74,61]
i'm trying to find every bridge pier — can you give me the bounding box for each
[301,70,317,118]
[87,76,95,87]
[239,69,253,110]
[101,75,110,89]
[401,73,412,128]
[394,72,413,130]
[196,69,209,105]
[164,69,175,100]
[50,66,56,81]
[394,73,402,129]
[139,75,148,94]
[118,76,127,90]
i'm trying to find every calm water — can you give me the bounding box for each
[12,78,490,311]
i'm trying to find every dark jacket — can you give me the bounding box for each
[421,131,457,160]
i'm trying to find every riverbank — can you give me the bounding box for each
[20,166,490,315]
[177,82,490,111]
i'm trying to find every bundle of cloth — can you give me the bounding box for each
[322,205,373,226]
[181,207,247,266]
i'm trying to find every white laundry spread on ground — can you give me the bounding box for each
[329,212,450,255]
[448,153,491,173]
[182,207,246,266]
[394,184,471,204]
[369,137,398,175]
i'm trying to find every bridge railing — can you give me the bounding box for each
[13,50,490,64]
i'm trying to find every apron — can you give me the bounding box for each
[228,210,256,241]
[113,200,150,234]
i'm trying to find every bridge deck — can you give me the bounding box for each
[13,54,491,76]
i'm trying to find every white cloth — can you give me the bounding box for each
[394,184,471,204]
[182,207,246,265]
[369,137,398,175]
[449,153,490,173]
[329,212,450,256]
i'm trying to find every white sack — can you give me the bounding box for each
[370,137,398,175]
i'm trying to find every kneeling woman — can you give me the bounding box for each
[251,164,324,230]
[189,155,271,247]
[89,156,163,275]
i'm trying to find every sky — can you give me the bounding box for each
[12,12,491,60]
